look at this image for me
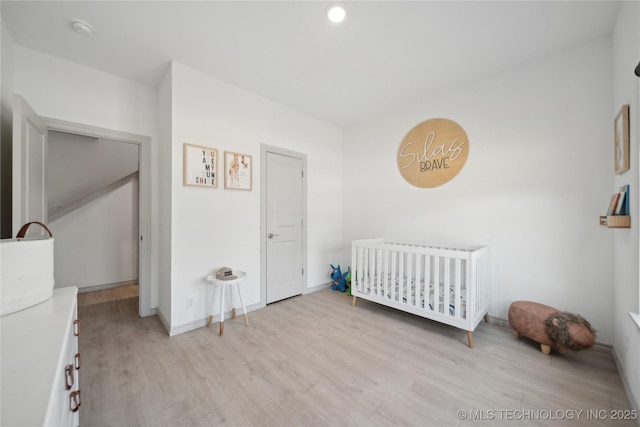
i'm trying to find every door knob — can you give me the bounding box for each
[268,233,279,239]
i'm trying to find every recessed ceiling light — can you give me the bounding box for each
[71,19,94,35]
[327,5,346,23]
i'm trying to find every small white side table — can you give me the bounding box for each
[205,271,249,336]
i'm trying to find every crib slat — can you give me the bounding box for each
[375,248,382,296]
[354,246,360,292]
[354,247,359,291]
[390,249,396,301]
[384,251,392,297]
[424,255,431,311]
[365,247,370,293]
[444,257,450,315]
[413,254,422,307]
[380,249,385,297]
[398,251,404,303]
[433,256,440,313]
[454,258,462,318]
[371,247,376,294]
[406,252,412,305]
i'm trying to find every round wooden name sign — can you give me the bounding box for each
[397,118,469,188]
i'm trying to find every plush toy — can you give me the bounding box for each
[545,312,596,351]
[330,264,349,292]
[509,301,596,355]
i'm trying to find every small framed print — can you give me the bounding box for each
[183,143,218,187]
[614,105,630,175]
[224,151,252,190]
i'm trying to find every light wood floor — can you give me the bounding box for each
[78,288,636,427]
[78,283,139,307]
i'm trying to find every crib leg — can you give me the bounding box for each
[512,329,520,338]
[466,331,473,348]
[351,296,357,307]
[540,344,551,355]
[484,313,490,323]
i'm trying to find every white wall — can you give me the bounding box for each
[47,131,138,215]
[50,180,139,289]
[48,131,139,291]
[157,63,173,327]
[612,0,640,411]
[13,46,160,309]
[167,62,343,334]
[343,37,615,344]
[14,48,157,136]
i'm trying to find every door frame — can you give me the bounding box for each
[12,95,48,236]
[42,117,153,317]
[260,144,307,307]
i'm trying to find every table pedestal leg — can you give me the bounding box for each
[208,286,217,328]
[219,285,226,336]
[235,283,250,327]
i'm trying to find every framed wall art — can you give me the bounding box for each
[183,143,218,187]
[614,104,630,175]
[397,118,469,188]
[224,151,252,190]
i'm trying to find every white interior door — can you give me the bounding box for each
[266,151,303,304]
[12,95,48,237]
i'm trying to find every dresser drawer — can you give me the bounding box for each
[1,287,79,426]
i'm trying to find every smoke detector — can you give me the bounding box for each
[71,19,94,35]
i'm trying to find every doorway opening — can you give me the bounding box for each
[44,117,152,317]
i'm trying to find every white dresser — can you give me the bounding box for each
[1,286,80,426]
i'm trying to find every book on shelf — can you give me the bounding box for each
[615,191,626,215]
[607,193,620,216]
[618,184,630,215]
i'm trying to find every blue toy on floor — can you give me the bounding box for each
[330,264,350,292]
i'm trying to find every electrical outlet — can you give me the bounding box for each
[187,296,195,309]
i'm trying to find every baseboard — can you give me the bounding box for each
[487,315,509,329]
[169,317,208,337]
[157,309,170,336]
[77,280,138,293]
[304,281,332,294]
[168,302,261,337]
[487,315,612,353]
[168,284,331,336]
[612,347,640,418]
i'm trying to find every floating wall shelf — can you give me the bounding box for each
[599,215,631,228]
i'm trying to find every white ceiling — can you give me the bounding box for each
[1,1,621,127]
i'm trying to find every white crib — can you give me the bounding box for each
[351,238,490,347]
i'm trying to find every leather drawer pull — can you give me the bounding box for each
[70,390,81,413]
[73,319,80,337]
[75,352,81,370]
[64,364,74,390]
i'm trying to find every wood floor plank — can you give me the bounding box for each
[78,288,636,426]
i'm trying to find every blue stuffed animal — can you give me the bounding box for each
[330,264,349,292]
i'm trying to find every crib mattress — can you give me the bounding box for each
[358,275,467,318]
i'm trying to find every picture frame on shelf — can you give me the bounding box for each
[183,143,218,187]
[224,151,252,190]
[614,104,630,175]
